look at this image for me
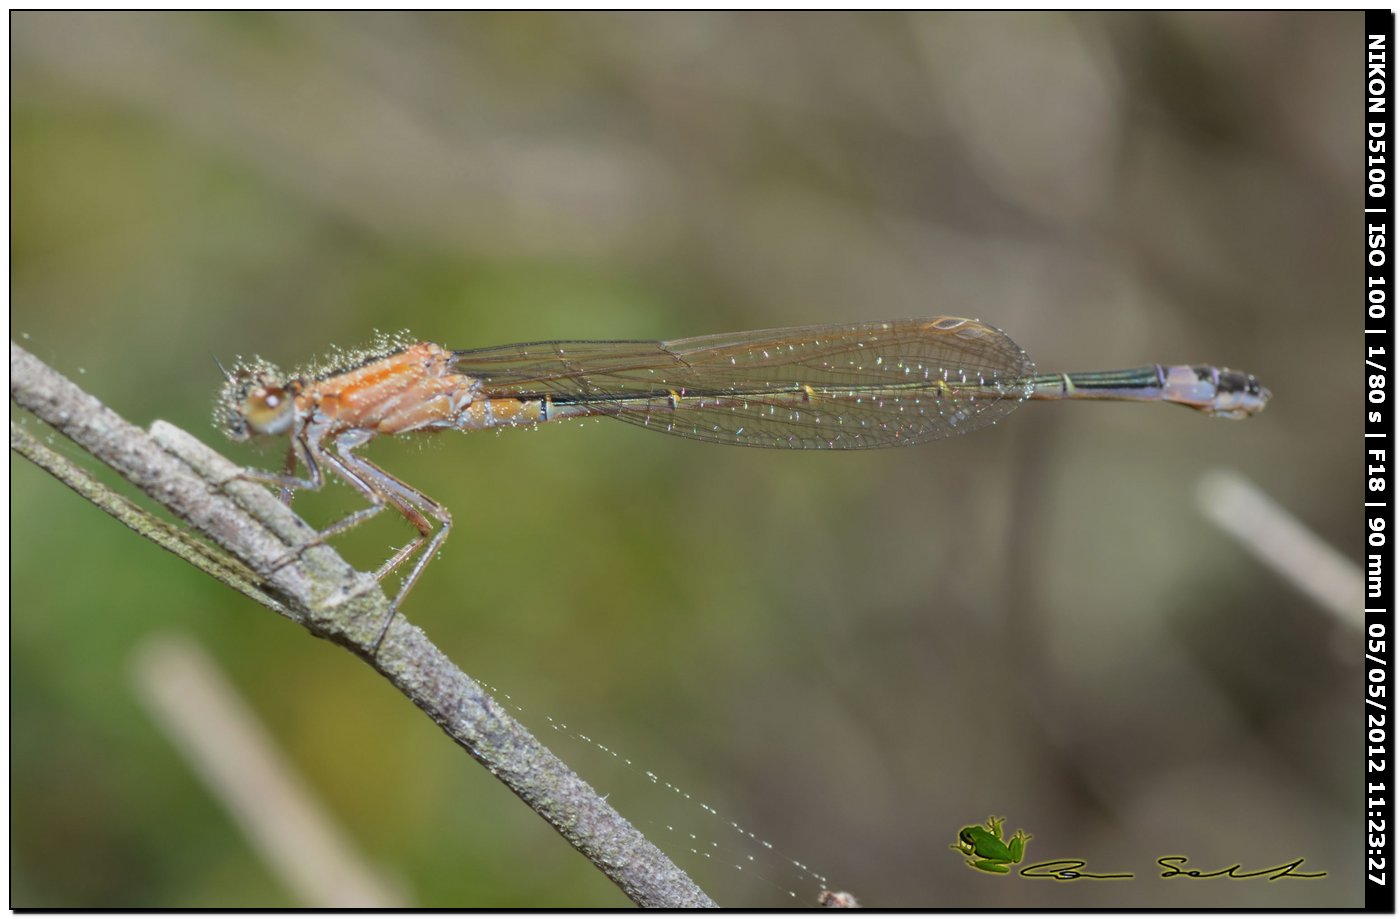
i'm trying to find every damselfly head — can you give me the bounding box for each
[215,360,299,441]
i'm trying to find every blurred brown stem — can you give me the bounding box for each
[8,340,716,909]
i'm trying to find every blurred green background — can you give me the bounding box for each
[11,11,1361,907]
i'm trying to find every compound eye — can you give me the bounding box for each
[242,384,295,435]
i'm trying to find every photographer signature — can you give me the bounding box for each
[1016,856,1326,882]
[950,817,1326,881]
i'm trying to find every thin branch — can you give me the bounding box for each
[10,421,284,612]
[9,341,717,909]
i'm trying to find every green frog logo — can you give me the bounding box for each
[951,815,1032,874]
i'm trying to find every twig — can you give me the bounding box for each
[9,341,716,909]
[10,421,283,613]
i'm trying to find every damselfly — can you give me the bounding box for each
[216,317,1270,648]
